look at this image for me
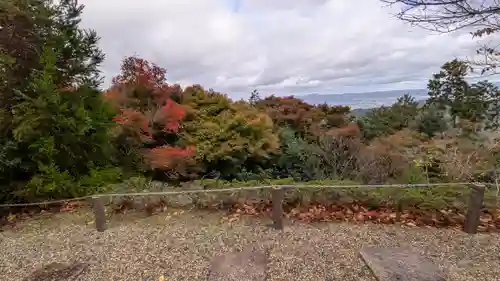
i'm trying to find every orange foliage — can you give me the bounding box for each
[326,123,361,139]
[103,86,120,101]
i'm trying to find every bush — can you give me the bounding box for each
[270,127,318,180]
[79,167,123,193]
[19,166,122,200]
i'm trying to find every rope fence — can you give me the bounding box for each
[0,182,496,235]
[0,182,495,208]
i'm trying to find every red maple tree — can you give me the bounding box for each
[105,56,194,171]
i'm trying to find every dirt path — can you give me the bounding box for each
[1,209,499,280]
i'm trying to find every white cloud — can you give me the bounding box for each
[80,0,499,100]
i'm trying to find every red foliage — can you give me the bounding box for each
[145,146,195,170]
[256,95,352,137]
[106,56,194,171]
[106,56,186,134]
[226,202,500,232]
[112,56,167,90]
[256,95,315,133]
[159,99,185,132]
[113,108,150,132]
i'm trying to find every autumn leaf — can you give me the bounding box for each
[106,56,193,176]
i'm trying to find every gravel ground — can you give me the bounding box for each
[1,209,499,281]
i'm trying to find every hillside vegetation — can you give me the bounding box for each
[2,0,500,208]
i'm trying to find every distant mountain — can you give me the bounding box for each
[299,82,500,110]
[299,88,428,109]
[296,81,500,118]
[349,107,375,118]
[349,99,427,118]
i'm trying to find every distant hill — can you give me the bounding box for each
[298,82,500,112]
[349,107,374,118]
[299,88,428,109]
[349,99,427,117]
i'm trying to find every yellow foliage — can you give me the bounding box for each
[178,86,279,172]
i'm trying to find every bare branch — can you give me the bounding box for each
[381,0,500,73]
[382,0,500,31]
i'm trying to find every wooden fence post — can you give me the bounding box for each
[463,184,485,234]
[90,196,106,232]
[271,187,284,230]
[395,200,403,222]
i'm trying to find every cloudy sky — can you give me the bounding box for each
[80,0,497,100]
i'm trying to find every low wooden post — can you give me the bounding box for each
[463,184,485,234]
[271,187,284,230]
[90,196,106,232]
[395,200,403,222]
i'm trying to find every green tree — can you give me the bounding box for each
[427,59,500,130]
[416,105,448,138]
[473,81,500,130]
[359,94,419,140]
[270,127,317,180]
[0,0,103,108]
[427,59,470,127]
[0,0,114,201]
[249,89,261,105]
[11,47,117,200]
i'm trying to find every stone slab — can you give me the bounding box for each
[208,247,267,281]
[25,262,89,281]
[360,247,446,281]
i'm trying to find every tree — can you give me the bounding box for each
[105,57,194,180]
[315,103,353,129]
[249,89,261,105]
[314,124,363,179]
[0,0,103,108]
[255,95,352,138]
[255,95,315,136]
[426,59,500,130]
[427,59,470,127]
[473,80,500,130]
[270,127,318,180]
[416,105,448,138]
[0,0,113,201]
[11,47,118,200]
[359,94,419,140]
[179,85,279,178]
[382,0,500,73]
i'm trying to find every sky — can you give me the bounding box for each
[79,0,498,100]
